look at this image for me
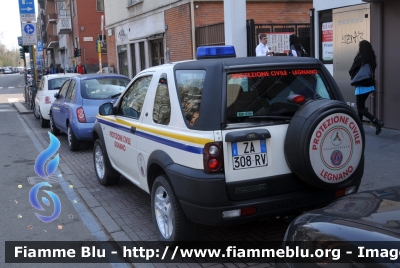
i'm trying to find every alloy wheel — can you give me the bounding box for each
[154,186,173,239]
[94,145,105,179]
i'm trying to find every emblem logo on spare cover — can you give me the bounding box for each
[331,130,343,146]
[330,150,343,166]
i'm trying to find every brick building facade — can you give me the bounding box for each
[105,0,311,78]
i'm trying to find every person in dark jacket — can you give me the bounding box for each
[288,34,307,57]
[349,40,384,135]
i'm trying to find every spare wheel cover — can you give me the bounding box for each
[285,100,364,189]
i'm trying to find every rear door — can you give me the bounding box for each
[222,66,335,183]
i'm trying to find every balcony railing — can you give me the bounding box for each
[56,9,71,34]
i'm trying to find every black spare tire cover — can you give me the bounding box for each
[284,99,365,189]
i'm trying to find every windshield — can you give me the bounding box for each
[48,78,69,90]
[81,77,130,99]
[226,68,333,123]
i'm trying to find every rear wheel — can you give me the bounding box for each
[33,103,40,119]
[93,139,120,185]
[39,110,49,128]
[151,175,197,242]
[67,124,80,151]
[49,113,60,135]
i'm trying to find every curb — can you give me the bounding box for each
[14,102,32,114]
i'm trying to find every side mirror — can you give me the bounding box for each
[54,93,59,98]
[99,103,115,116]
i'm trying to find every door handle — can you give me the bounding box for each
[130,126,136,134]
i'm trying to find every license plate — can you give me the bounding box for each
[231,140,268,170]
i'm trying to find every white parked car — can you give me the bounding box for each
[34,73,79,127]
[4,69,12,74]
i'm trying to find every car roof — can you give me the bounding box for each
[45,73,79,80]
[73,73,130,80]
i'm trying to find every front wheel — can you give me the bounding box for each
[151,175,197,242]
[67,125,80,151]
[93,140,119,185]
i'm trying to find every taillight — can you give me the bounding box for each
[203,142,224,173]
[45,96,51,104]
[76,107,86,123]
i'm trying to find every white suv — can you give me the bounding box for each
[93,46,365,242]
[34,73,79,127]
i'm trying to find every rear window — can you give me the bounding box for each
[81,77,130,99]
[48,78,69,90]
[226,68,333,123]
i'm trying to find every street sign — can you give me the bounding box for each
[22,23,37,45]
[37,40,43,52]
[18,0,36,22]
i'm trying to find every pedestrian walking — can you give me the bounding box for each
[288,34,307,57]
[74,62,87,74]
[256,33,274,57]
[349,40,384,135]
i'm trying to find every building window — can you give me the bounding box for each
[151,39,164,67]
[97,0,104,11]
[139,42,145,71]
[71,0,75,16]
[128,0,143,6]
[319,10,333,64]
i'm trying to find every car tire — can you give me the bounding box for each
[67,124,80,151]
[39,110,49,128]
[93,139,120,185]
[33,103,40,119]
[151,175,197,243]
[49,113,60,136]
[284,99,365,189]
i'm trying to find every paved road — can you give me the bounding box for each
[3,81,400,267]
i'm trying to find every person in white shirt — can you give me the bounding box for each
[255,33,274,57]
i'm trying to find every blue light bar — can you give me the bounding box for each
[196,46,236,60]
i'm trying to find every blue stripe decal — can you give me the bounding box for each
[260,139,267,153]
[98,118,203,155]
[231,142,238,156]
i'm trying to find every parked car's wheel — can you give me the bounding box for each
[33,103,40,119]
[49,113,60,135]
[284,99,365,189]
[93,139,120,185]
[67,124,80,151]
[39,110,49,128]
[151,175,197,243]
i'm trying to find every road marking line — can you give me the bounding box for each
[0,87,3,89]
[8,87,15,89]
[8,98,19,103]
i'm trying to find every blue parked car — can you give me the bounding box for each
[50,74,131,151]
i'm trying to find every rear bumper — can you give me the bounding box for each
[70,118,94,141]
[166,163,361,226]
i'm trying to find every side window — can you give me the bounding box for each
[119,75,152,119]
[176,70,205,126]
[66,80,76,100]
[58,81,70,100]
[152,74,171,125]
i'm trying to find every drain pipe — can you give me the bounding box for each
[190,0,196,59]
